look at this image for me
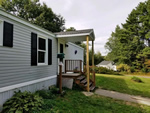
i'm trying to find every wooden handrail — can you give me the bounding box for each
[65,60,96,87]
[65,60,82,73]
[83,63,96,86]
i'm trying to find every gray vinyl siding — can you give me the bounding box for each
[0,16,58,88]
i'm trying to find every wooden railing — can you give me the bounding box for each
[65,60,82,73]
[58,60,95,93]
[83,64,96,86]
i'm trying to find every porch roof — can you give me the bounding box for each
[54,29,95,42]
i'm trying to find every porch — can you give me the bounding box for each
[55,29,96,92]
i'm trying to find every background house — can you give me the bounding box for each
[96,61,117,71]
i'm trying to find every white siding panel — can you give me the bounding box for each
[65,42,84,61]
[65,42,84,71]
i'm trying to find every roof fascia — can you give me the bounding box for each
[55,33,90,38]
[89,30,95,41]
[0,8,55,37]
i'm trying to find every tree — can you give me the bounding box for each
[66,27,76,31]
[105,0,150,69]
[66,27,82,45]
[135,47,150,70]
[1,0,65,32]
[94,51,104,65]
[0,0,2,6]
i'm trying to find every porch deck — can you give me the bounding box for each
[62,73,80,79]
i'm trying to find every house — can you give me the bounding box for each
[0,8,96,109]
[96,61,117,71]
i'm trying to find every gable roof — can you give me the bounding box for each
[54,29,93,35]
[54,29,95,41]
[98,61,113,65]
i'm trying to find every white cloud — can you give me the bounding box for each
[40,0,147,55]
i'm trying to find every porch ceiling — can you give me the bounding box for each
[54,29,95,42]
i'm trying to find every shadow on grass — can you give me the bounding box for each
[97,73,124,76]
[96,75,150,98]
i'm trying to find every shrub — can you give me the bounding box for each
[130,66,135,73]
[36,86,59,99]
[95,66,120,75]
[2,91,43,113]
[49,86,60,94]
[36,90,55,99]
[141,67,148,73]
[117,64,130,72]
[131,76,143,83]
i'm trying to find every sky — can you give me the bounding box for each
[40,0,146,56]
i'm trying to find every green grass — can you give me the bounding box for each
[96,74,150,98]
[38,89,150,113]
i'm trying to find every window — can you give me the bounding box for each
[38,37,48,65]
[31,32,52,66]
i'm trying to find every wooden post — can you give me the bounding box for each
[59,65,62,93]
[92,40,95,85]
[86,36,90,92]
[94,71,95,85]
[65,60,66,73]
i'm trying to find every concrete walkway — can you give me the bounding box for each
[95,89,150,106]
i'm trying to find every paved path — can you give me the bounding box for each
[95,89,150,106]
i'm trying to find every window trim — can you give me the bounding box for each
[0,19,4,46]
[37,35,48,66]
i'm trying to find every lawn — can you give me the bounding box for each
[38,88,150,113]
[96,74,150,98]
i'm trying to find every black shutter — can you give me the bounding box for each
[48,39,52,65]
[3,21,13,47]
[31,32,37,66]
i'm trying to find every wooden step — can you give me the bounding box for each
[90,85,95,91]
[81,79,87,84]
[84,81,92,87]
[76,76,85,81]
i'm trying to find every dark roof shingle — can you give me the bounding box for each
[54,29,93,35]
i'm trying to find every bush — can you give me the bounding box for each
[49,86,60,94]
[117,64,130,72]
[36,90,55,99]
[131,76,143,83]
[2,91,43,113]
[130,66,136,73]
[141,67,148,73]
[95,66,120,75]
[36,86,60,99]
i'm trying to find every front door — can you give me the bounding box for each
[60,43,64,62]
[60,43,63,53]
